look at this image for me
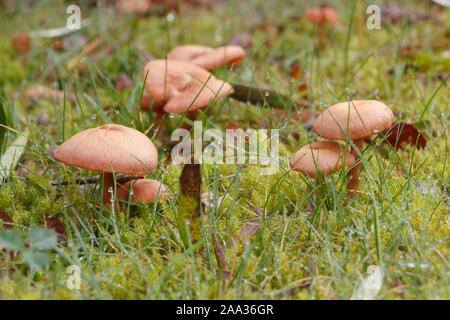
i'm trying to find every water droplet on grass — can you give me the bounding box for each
[166,13,175,22]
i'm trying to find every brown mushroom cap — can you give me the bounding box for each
[167,45,215,62]
[117,179,169,203]
[167,45,245,71]
[53,124,158,175]
[305,6,339,25]
[116,0,152,16]
[290,141,355,178]
[141,59,233,114]
[313,100,394,140]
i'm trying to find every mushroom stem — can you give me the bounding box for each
[102,172,115,206]
[317,23,326,50]
[347,138,364,199]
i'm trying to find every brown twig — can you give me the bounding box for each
[51,175,144,186]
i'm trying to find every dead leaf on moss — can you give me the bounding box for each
[383,122,427,150]
[24,85,74,103]
[0,211,13,229]
[42,215,67,243]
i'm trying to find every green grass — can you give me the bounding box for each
[0,0,448,299]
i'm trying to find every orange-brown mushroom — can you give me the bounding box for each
[117,179,169,204]
[11,32,30,55]
[141,59,233,134]
[53,124,158,205]
[305,6,339,49]
[116,0,152,16]
[290,141,355,178]
[141,59,233,113]
[305,6,339,26]
[290,141,355,200]
[167,45,246,71]
[313,100,394,199]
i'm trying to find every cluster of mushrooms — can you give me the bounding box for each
[52,42,394,208]
[290,100,394,200]
[53,44,246,207]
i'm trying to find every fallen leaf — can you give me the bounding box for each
[36,113,50,126]
[24,85,74,103]
[212,231,228,272]
[290,62,301,79]
[238,219,260,242]
[52,40,64,51]
[11,32,30,55]
[114,72,133,91]
[383,122,427,150]
[382,5,442,25]
[41,215,67,243]
[0,210,13,229]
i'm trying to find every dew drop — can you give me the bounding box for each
[91,114,97,120]
[166,13,175,22]
[169,113,175,118]
[264,91,270,97]
[108,187,113,193]
[373,126,380,134]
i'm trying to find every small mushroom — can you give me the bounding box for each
[305,6,339,49]
[290,141,355,198]
[313,100,394,199]
[305,6,339,26]
[11,32,30,55]
[53,124,158,205]
[117,179,169,204]
[115,0,152,16]
[167,45,246,71]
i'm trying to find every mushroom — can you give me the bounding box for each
[117,179,169,204]
[141,59,233,133]
[11,31,30,55]
[305,6,339,49]
[167,45,246,71]
[115,0,152,16]
[290,141,355,198]
[313,100,394,199]
[53,124,158,205]
[141,59,233,113]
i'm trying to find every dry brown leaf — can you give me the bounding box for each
[41,214,67,243]
[11,32,30,55]
[238,219,260,242]
[24,85,74,103]
[0,210,13,229]
[114,72,133,91]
